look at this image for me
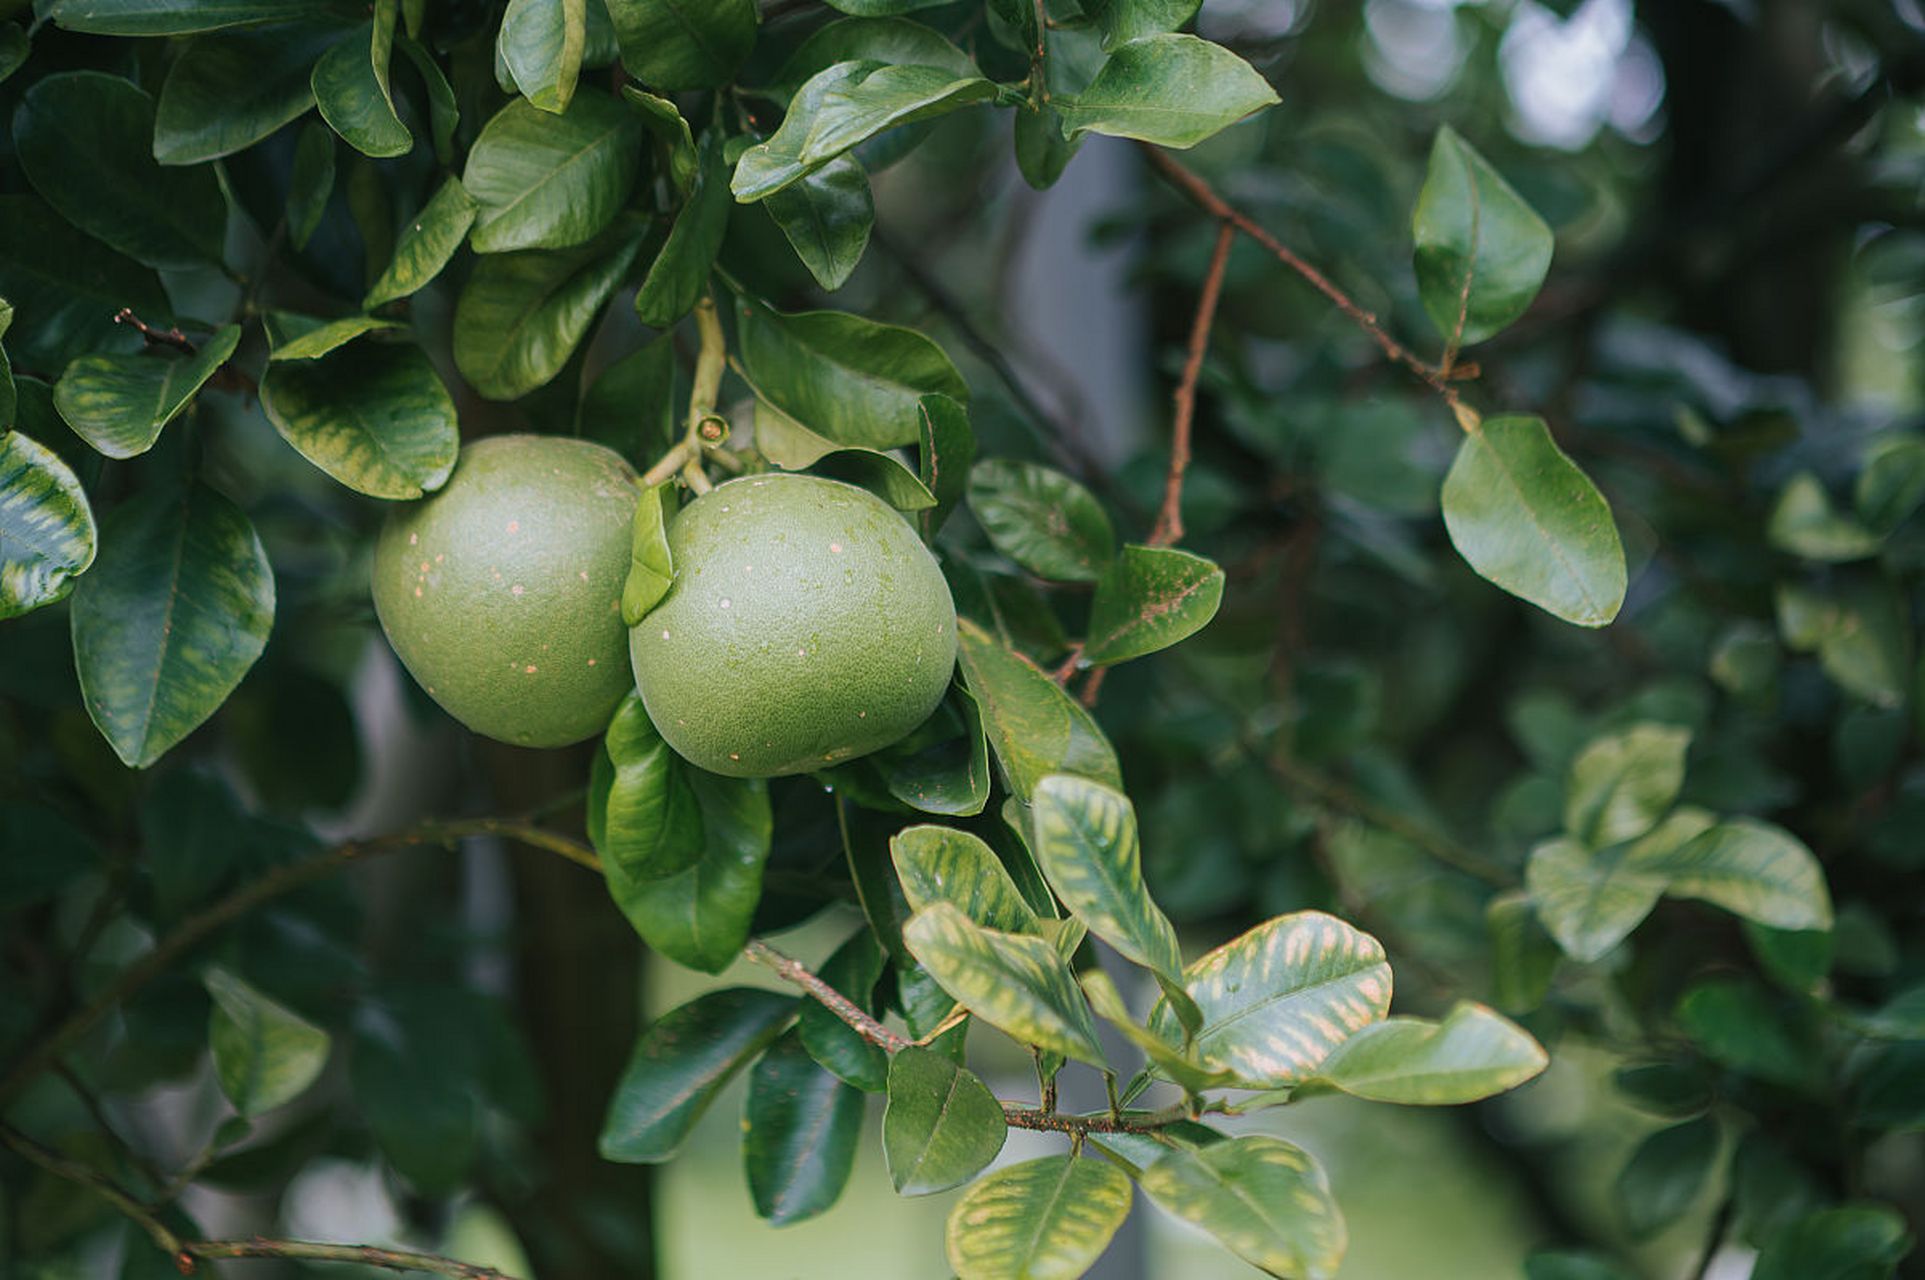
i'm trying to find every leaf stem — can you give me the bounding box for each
[744,939,910,1052]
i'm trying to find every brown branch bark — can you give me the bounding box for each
[744,939,910,1052]
[1002,1102,1197,1135]
[1150,219,1235,549]
[113,307,197,355]
[186,1238,516,1278]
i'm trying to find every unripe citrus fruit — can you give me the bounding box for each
[372,435,639,748]
[630,472,957,777]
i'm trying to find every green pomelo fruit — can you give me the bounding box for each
[630,472,957,778]
[372,434,639,747]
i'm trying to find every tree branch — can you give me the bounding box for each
[1002,1101,1197,1135]
[0,819,599,1107]
[185,1238,516,1279]
[744,939,910,1052]
[0,1123,182,1258]
[1150,219,1234,548]
[113,307,197,356]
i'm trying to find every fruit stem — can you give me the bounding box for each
[687,294,728,444]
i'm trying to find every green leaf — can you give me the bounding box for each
[903,902,1105,1066]
[70,482,274,768]
[0,25,22,85]
[735,298,967,453]
[285,121,336,251]
[1524,1250,1638,1280]
[764,155,874,292]
[1753,1206,1913,1280]
[1060,34,1278,149]
[1082,545,1224,665]
[0,197,170,369]
[797,930,888,1092]
[13,72,227,269]
[465,94,642,253]
[875,685,991,816]
[1080,969,1235,1095]
[453,216,647,400]
[1029,773,1191,1025]
[312,16,411,158]
[1613,1115,1720,1238]
[1525,809,1712,962]
[1149,911,1391,1089]
[205,967,331,1116]
[1675,978,1816,1089]
[621,86,698,191]
[1637,818,1833,932]
[1441,415,1626,627]
[259,339,458,499]
[1411,125,1555,346]
[946,1155,1131,1280]
[1081,0,1202,48]
[598,987,796,1162]
[1564,722,1691,848]
[892,824,1042,935]
[604,771,773,973]
[394,34,458,164]
[956,618,1121,801]
[768,16,977,102]
[53,327,241,460]
[154,25,338,165]
[883,1046,1006,1196]
[264,312,404,360]
[364,177,480,309]
[620,483,674,624]
[1487,891,1559,1014]
[1777,581,1913,708]
[1138,1136,1346,1280]
[1614,1062,1715,1119]
[44,0,355,35]
[608,0,756,90]
[350,991,481,1190]
[967,459,1114,582]
[916,392,973,540]
[593,693,704,882]
[1304,1002,1547,1105]
[1855,435,1925,533]
[635,132,731,328]
[0,431,98,619]
[1767,471,1882,562]
[1015,103,1081,190]
[743,1030,865,1225]
[499,0,586,113]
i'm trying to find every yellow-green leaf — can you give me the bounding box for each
[1138,1136,1346,1280]
[947,1155,1131,1280]
[1303,1002,1547,1105]
[903,901,1104,1066]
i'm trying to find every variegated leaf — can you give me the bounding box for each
[891,824,1042,936]
[903,902,1104,1067]
[955,617,1120,801]
[0,431,96,618]
[1303,1002,1548,1105]
[947,1155,1131,1280]
[263,311,404,360]
[1149,911,1391,1089]
[1081,969,1235,1095]
[53,324,241,458]
[1634,817,1832,932]
[1527,808,1713,962]
[259,339,459,499]
[1138,1136,1346,1280]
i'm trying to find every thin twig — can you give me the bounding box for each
[0,1123,182,1258]
[744,939,910,1052]
[0,819,599,1106]
[1002,1101,1195,1135]
[1150,220,1235,548]
[52,1061,164,1191]
[185,1238,515,1278]
[113,308,197,356]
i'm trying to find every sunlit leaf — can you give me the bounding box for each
[1303,1002,1547,1105]
[903,902,1104,1066]
[1138,1136,1346,1280]
[947,1155,1130,1280]
[1411,125,1553,346]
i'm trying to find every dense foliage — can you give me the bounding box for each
[1,0,1922,1278]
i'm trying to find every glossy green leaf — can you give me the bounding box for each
[1767,471,1881,562]
[1081,0,1202,48]
[70,482,275,768]
[967,459,1114,582]
[608,0,756,90]
[903,902,1105,1066]
[768,16,977,102]
[312,17,411,158]
[465,93,642,253]
[1083,545,1224,665]
[598,987,795,1162]
[0,197,170,369]
[1564,722,1690,848]
[499,0,585,113]
[1487,892,1559,1014]
[364,177,479,309]
[795,929,888,1092]
[1139,1136,1346,1280]
[1675,978,1815,1089]
[453,216,647,400]
[54,326,242,459]
[1753,1206,1913,1280]
[1525,1250,1638,1280]
[621,86,698,191]
[593,693,704,882]
[1080,969,1235,1095]
[947,1155,1131,1280]
[394,34,458,164]
[735,298,967,454]
[1411,125,1554,346]
[1149,911,1391,1089]
[1526,811,1705,963]
[891,823,1042,935]
[259,339,458,499]
[264,312,404,360]
[1614,1115,1720,1238]
[956,618,1121,801]
[635,132,730,328]
[1441,416,1626,627]
[764,155,874,292]
[0,431,98,619]
[1855,435,1925,533]
[620,483,674,625]
[205,967,331,1116]
[798,62,996,164]
[604,770,772,973]
[883,1046,1006,1196]
[154,26,338,164]
[1060,34,1278,149]
[1304,1002,1547,1104]
[13,72,227,269]
[44,0,354,35]
[1638,818,1833,932]
[875,686,991,816]
[349,992,483,1190]
[744,1030,865,1225]
[823,0,951,12]
[285,121,336,250]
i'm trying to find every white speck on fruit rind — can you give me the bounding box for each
[409,532,418,546]
[506,521,520,534]
[511,584,524,596]
[829,543,843,554]
[661,629,671,640]
[524,665,537,674]
[719,598,731,609]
